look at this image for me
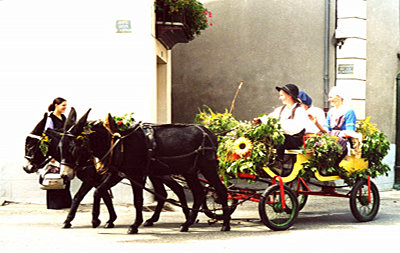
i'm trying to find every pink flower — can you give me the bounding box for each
[208,12,212,18]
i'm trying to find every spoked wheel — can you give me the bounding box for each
[258,184,299,231]
[350,178,380,222]
[203,189,238,220]
[288,179,308,211]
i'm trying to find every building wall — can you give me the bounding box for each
[172,0,335,123]
[172,0,399,189]
[0,0,164,204]
[366,0,400,142]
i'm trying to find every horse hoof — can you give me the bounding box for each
[143,220,154,227]
[180,225,189,232]
[63,222,72,229]
[221,225,231,232]
[104,222,115,229]
[127,226,138,234]
[92,219,101,228]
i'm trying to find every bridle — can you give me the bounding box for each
[58,121,141,173]
[25,133,52,169]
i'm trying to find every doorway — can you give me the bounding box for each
[156,55,171,124]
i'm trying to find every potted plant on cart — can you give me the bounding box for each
[154,0,212,49]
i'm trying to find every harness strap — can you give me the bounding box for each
[142,124,217,172]
[27,133,42,140]
[142,123,156,174]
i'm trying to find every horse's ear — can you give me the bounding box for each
[70,108,91,135]
[31,112,48,135]
[63,107,77,132]
[106,113,118,132]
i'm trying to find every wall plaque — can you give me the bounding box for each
[338,64,354,74]
[116,20,132,33]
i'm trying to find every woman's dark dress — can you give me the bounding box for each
[46,113,72,209]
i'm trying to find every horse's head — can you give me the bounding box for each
[59,108,92,181]
[23,113,49,173]
[23,109,78,176]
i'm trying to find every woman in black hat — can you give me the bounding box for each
[254,84,311,176]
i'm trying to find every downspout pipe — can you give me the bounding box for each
[323,0,331,110]
[395,73,400,187]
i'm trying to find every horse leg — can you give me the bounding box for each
[99,175,122,228]
[92,172,116,228]
[200,161,231,231]
[91,189,102,228]
[63,182,93,228]
[100,190,117,228]
[143,176,167,227]
[91,171,122,228]
[162,175,190,221]
[127,176,145,234]
[180,174,205,232]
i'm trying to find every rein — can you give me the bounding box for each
[95,121,142,174]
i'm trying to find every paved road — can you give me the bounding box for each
[1,190,399,253]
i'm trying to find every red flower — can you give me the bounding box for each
[226,152,241,161]
[118,121,123,126]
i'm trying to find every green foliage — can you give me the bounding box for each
[39,133,49,157]
[357,118,391,179]
[155,0,211,39]
[77,124,94,148]
[194,106,239,138]
[113,113,136,132]
[196,107,284,182]
[300,117,391,186]
[300,134,343,178]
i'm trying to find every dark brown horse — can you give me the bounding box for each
[59,110,231,234]
[23,109,118,228]
[24,109,189,229]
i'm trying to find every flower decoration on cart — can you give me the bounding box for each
[195,106,285,183]
[300,117,390,186]
[300,134,343,178]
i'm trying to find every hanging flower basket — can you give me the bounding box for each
[155,0,212,49]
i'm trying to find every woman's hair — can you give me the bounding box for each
[48,97,66,112]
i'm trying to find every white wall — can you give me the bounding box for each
[0,0,158,204]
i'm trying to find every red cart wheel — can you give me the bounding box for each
[202,190,238,220]
[350,178,380,222]
[258,184,299,231]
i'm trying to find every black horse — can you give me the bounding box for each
[24,109,190,229]
[59,110,231,234]
[23,109,118,228]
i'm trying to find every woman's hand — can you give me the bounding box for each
[308,114,317,124]
[252,118,261,124]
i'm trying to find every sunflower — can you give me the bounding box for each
[232,137,253,157]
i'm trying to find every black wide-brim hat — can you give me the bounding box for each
[275,83,299,101]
